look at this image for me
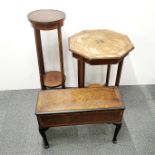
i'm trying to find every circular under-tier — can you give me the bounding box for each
[43,71,64,88]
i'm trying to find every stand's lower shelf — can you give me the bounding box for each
[43,71,65,88]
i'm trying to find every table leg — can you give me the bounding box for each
[39,128,49,148]
[106,64,111,86]
[78,59,85,88]
[115,59,124,86]
[112,123,122,144]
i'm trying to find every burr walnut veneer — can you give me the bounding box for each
[36,87,125,148]
[28,9,65,89]
[69,30,134,87]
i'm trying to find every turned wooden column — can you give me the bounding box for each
[28,9,65,89]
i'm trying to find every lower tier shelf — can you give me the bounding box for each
[87,83,104,88]
[43,71,65,88]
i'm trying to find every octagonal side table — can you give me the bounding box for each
[28,9,65,89]
[69,30,134,88]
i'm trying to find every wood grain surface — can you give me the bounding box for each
[37,109,124,127]
[28,9,65,23]
[28,9,65,30]
[69,30,134,60]
[87,83,103,88]
[36,87,124,114]
[28,9,66,89]
[43,71,64,88]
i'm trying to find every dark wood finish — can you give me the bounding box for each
[73,52,126,87]
[106,64,111,86]
[43,71,64,88]
[72,52,126,65]
[36,87,125,148]
[57,27,65,88]
[78,59,85,88]
[34,29,45,90]
[37,110,123,128]
[36,87,124,113]
[69,30,134,87]
[28,9,65,30]
[39,128,49,148]
[115,59,124,86]
[28,9,66,89]
[112,123,122,144]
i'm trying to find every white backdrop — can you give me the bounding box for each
[0,0,155,90]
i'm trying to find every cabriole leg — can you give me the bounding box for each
[39,128,49,148]
[112,123,122,144]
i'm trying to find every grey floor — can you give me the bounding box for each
[0,85,155,155]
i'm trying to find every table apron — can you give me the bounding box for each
[37,109,124,128]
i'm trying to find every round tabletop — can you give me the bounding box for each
[28,9,65,30]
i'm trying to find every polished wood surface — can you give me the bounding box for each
[28,9,65,30]
[69,29,134,88]
[69,30,134,60]
[57,27,65,88]
[34,29,45,89]
[36,87,124,148]
[37,109,123,128]
[28,9,65,89]
[43,71,64,88]
[36,87,124,114]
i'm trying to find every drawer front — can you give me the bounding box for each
[37,109,124,128]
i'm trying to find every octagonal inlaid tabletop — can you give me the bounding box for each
[69,30,134,60]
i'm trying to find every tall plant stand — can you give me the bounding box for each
[28,9,65,89]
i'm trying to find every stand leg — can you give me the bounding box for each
[57,27,65,88]
[34,29,45,90]
[112,123,122,144]
[39,128,49,148]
